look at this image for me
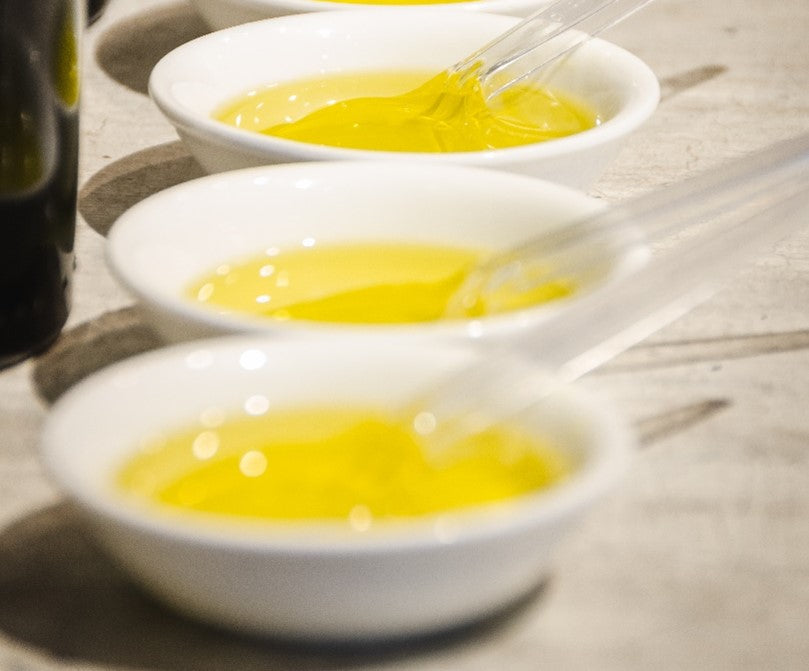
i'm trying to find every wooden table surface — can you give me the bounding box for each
[1,0,808,668]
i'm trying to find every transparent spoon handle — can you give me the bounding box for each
[453,133,809,318]
[452,0,657,100]
[533,182,809,378]
[414,134,809,445]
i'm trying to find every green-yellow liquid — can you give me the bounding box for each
[53,4,79,107]
[186,241,575,324]
[0,112,42,194]
[215,69,599,152]
[117,405,571,522]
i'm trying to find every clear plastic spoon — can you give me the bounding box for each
[410,133,809,449]
[452,0,659,102]
[266,0,658,148]
[447,133,809,318]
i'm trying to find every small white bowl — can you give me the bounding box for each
[149,10,659,189]
[106,161,643,344]
[40,335,633,640]
[190,0,547,29]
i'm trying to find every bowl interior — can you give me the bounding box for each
[151,10,657,144]
[107,161,626,338]
[41,336,630,546]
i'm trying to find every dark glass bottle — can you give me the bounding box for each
[0,0,80,368]
[87,0,107,24]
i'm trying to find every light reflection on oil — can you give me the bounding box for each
[239,450,268,477]
[348,504,373,532]
[239,348,267,371]
[244,394,270,415]
[192,430,219,460]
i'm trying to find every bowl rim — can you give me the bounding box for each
[39,335,633,555]
[105,160,622,341]
[148,9,660,165]
[189,0,548,16]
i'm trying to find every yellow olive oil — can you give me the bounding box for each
[214,69,599,152]
[185,241,575,323]
[117,405,571,522]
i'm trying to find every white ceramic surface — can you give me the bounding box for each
[149,10,659,189]
[106,161,645,344]
[190,0,546,28]
[40,335,633,640]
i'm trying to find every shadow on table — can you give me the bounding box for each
[95,2,209,95]
[0,503,545,670]
[32,307,165,405]
[79,141,206,237]
[633,398,730,447]
[658,64,727,102]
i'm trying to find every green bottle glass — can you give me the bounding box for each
[87,0,107,24]
[0,0,80,368]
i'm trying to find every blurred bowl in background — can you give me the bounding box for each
[189,0,548,29]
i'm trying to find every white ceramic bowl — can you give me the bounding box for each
[149,10,659,189]
[106,161,644,344]
[190,0,547,29]
[40,335,633,640]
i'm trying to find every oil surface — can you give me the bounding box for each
[215,69,599,152]
[186,241,575,323]
[117,405,571,523]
